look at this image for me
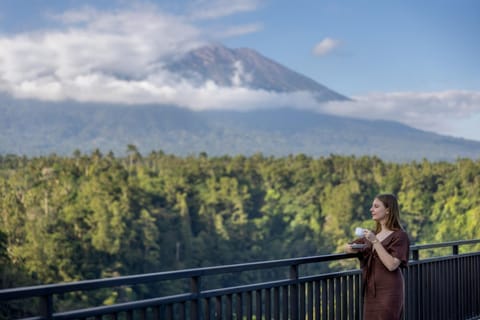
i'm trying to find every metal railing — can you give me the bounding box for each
[406,240,480,320]
[1,239,480,320]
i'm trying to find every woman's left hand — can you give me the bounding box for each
[363,230,378,243]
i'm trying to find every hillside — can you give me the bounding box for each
[1,102,480,162]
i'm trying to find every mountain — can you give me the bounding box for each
[166,43,349,102]
[1,44,480,162]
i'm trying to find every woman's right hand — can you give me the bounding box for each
[344,243,356,253]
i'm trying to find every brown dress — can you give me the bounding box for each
[353,230,410,320]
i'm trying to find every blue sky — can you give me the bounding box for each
[1,0,479,141]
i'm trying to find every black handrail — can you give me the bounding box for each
[410,239,480,259]
[0,252,356,301]
[1,239,480,320]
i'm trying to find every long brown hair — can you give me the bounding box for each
[374,193,404,233]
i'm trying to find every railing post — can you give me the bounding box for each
[191,276,201,320]
[452,245,459,255]
[290,264,298,320]
[452,242,460,316]
[411,249,419,261]
[40,294,53,320]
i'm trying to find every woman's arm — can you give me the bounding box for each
[364,230,401,271]
[344,244,359,254]
[371,241,401,271]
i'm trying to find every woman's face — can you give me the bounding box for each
[370,198,388,222]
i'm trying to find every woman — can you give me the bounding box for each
[345,193,410,320]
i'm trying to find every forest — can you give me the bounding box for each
[1,146,479,313]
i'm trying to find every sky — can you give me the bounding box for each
[1,0,479,141]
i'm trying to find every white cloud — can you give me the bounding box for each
[312,37,341,56]
[213,23,263,39]
[0,3,266,103]
[0,6,204,89]
[319,90,480,139]
[187,0,263,20]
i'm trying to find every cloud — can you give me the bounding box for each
[319,90,480,137]
[312,37,341,56]
[0,0,315,110]
[0,7,202,98]
[0,6,204,89]
[212,23,263,39]
[187,0,263,20]
[0,3,265,102]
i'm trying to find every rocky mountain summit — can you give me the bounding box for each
[167,44,349,102]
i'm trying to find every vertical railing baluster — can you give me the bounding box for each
[290,264,299,320]
[307,281,313,320]
[335,277,341,320]
[427,262,431,319]
[191,276,201,320]
[460,256,466,317]
[347,275,353,320]
[321,279,328,320]
[423,263,429,320]
[282,285,289,320]
[152,305,160,320]
[236,292,243,320]
[454,256,460,318]
[299,282,306,320]
[226,294,233,320]
[354,273,361,320]
[328,278,335,320]
[204,298,210,320]
[314,280,320,320]
[166,304,173,320]
[245,291,252,320]
[433,261,439,320]
[472,256,480,315]
[215,296,222,320]
[447,259,453,319]
[40,294,54,320]
[466,256,471,316]
[180,302,186,320]
[274,287,280,320]
[475,256,480,316]
[265,287,271,320]
[138,307,146,320]
[255,289,262,320]
[341,276,347,320]
[404,266,410,320]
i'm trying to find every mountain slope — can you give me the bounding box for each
[199,108,480,161]
[1,102,479,162]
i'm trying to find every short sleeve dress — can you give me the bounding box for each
[352,230,410,320]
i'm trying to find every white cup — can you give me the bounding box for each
[355,227,365,237]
